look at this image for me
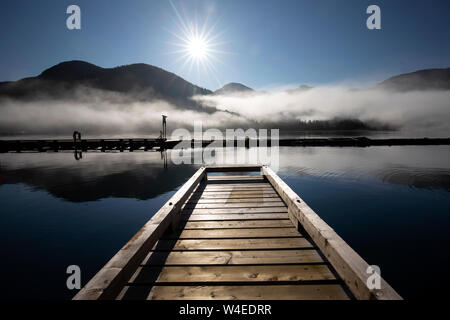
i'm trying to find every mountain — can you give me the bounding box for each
[377,68,450,91]
[1,61,449,110]
[286,84,313,94]
[214,82,254,95]
[0,60,213,110]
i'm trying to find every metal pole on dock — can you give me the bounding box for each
[162,115,167,140]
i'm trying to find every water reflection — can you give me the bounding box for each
[0,151,198,202]
[276,146,450,192]
[1,146,450,204]
[1,146,450,299]
[74,149,82,161]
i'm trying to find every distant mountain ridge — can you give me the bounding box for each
[0,60,213,111]
[214,82,254,95]
[377,68,450,91]
[0,61,449,110]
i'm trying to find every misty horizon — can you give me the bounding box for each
[1,62,450,138]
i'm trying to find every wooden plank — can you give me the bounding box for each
[152,238,313,250]
[190,194,280,199]
[186,198,282,204]
[183,202,286,209]
[183,220,293,229]
[172,227,300,239]
[130,264,336,284]
[194,191,278,196]
[205,165,262,173]
[208,175,264,181]
[204,186,274,191]
[184,214,289,221]
[182,207,288,215]
[73,167,207,300]
[196,190,277,195]
[205,182,270,186]
[200,190,275,194]
[146,284,350,300]
[262,166,402,300]
[199,189,276,194]
[141,249,324,266]
[204,183,271,188]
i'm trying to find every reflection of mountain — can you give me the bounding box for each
[1,153,199,202]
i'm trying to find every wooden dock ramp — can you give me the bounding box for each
[74,165,401,300]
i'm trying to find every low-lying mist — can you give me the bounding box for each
[0,86,246,137]
[1,84,449,138]
[196,86,450,137]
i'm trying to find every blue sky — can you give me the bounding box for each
[0,0,449,90]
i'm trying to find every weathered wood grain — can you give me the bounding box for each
[183,220,293,229]
[190,194,280,199]
[141,249,324,266]
[207,175,265,181]
[130,264,336,284]
[182,207,288,215]
[152,238,313,250]
[186,198,282,204]
[146,284,350,300]
[183,201,286,209]
[183,213,289,221]
[171,227,300,239]
[203,186,274,191]
[204,183,272,188]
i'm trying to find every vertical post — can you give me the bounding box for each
[162,115,167,140]
[73,131,81,149]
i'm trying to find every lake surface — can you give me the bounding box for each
[1,146,449,299]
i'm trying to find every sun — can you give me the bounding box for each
[166,1,229,86]
[187,36,208,60]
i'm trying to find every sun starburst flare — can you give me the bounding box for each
[166,1,229,87]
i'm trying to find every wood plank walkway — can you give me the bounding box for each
[74,166,402,300]
[118,175,348,300]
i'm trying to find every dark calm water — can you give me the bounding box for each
[1,146,450,300]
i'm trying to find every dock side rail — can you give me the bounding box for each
[262,165,402,300]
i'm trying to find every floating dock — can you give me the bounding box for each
[2,137,450,153]
[74,165,401,300]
